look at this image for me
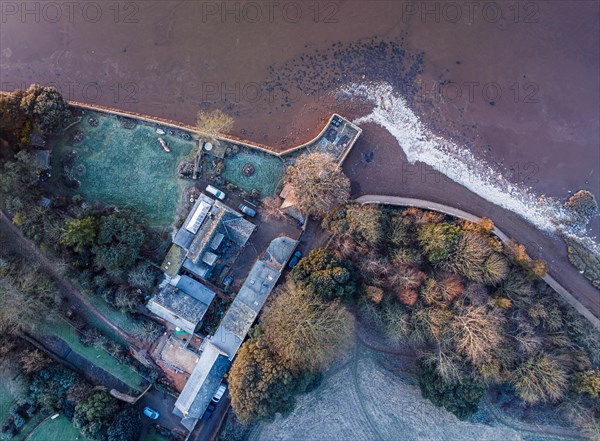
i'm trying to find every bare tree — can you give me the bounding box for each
[263,281,355,372]
[451,302,505,365]
[196,109,234,138]
[284,153,350,217]
[388,263,425,291]
[397,288,418,307]
[260,196,286,221]
[423,347,463,383]
[513,352,568,404]
[382,303,411,343]
[19,349,52,374]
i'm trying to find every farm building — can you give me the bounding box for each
[162,194,256,280]
[173,235,298,431]
[147,275,216,334]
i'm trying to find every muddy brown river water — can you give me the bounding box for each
[1,0,598,212]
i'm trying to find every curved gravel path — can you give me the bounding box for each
[355,195,600,330]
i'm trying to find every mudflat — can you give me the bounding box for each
[1,1,597,201]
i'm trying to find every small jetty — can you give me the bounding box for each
[158,137,171,152]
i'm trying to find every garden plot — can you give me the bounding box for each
[222,151,284,197]
[50,111,195,227]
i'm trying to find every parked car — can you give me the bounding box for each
[143,407,160,420]
[202,403,216,420]
[206,185,225,200]
[238,203,257,218]
[223,276,233,287]
[212,384,227,403]
[288,250,302,269]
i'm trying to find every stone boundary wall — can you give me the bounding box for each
[1,90,362,163]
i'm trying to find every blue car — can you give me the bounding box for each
[288,250,302,269]
[143,407,160,420]
[203,403,216,421]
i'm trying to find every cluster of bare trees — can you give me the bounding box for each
[320,203,600,424]
[0,251,60,335]
[229,279,355,421]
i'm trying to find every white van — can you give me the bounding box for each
[206,185,225,200]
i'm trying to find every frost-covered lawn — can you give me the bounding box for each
[222,151,284,197]
[50,111,195,227]
[252,344,553,441]
[29,415,91,441]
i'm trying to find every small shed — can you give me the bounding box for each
[32,150,51,170]
[202,252,218,267]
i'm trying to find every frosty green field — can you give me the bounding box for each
[50,112,195,227]
[251,343,576,441]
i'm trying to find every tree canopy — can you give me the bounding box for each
[0,85,70,141]
[229,334,298,422]
[322,203,383,245]
[263,281,355,372]
[107,407,141,441]
[73,391,119,440]
[291,248,357,301]
[284,153,350,217]
[61,216,99,254]
[418,358,485,420]
[92,209,145,274]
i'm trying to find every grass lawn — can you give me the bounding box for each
[0,380,18,423]
[222,151,284,197]
[28,415,90,441]
[49,110,195,227]
[73,280,149,341]
[40,320,143,392]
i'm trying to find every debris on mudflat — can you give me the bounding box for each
[158,137,171,152]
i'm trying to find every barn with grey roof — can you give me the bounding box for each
[173,235,298,432]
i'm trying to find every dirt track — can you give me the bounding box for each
[0,210,143,348]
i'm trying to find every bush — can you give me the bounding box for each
[79,327,106,347]
[418,358,485,420]
[113,286,140,313]
[11,415,24,430]
[131,317,164,344]
[573,370,600,398]
[29,365,80,411]
[291,248,357,301]
[127,262,158,292]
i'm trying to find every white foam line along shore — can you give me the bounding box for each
[340,82,599,253]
